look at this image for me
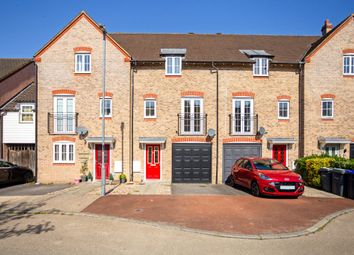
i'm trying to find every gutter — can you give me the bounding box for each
[130,60,137,182]
[211,62,219,184]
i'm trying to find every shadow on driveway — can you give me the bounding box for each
[0,183,71,196]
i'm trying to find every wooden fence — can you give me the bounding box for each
[7,144,35,170]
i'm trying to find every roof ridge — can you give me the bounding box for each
[110,32,319,37]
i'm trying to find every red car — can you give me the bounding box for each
[229,157,304,197]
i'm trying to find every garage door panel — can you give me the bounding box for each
[172,143,211,183]
[222,143,261,182]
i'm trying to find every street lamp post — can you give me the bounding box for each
[100,24,107,196]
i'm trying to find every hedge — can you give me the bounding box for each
[295,155,354,188]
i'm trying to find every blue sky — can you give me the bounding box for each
[0,0,353,58]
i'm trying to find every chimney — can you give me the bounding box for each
[321,19,333,35]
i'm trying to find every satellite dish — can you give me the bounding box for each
[77,126,88,139]
[207,128,216,138]
[258,127,266,136]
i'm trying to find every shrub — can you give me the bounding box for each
[305,157,335,188]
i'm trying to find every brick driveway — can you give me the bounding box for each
[83,195,354,235]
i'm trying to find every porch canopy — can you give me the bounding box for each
[85,136,116,144]
[318,137,351,145]
[267,138,296,145]
[139,137,166,144]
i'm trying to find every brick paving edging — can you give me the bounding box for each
[73,207,354,240]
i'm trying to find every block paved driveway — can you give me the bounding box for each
[83,194,354,235]
[171,184,250,195]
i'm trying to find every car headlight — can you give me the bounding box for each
[258,173,271,180]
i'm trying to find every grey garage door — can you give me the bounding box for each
[172,143,212,183]
[222,143,262,182]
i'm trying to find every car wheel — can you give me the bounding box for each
[225,175,235,187]
[251,181,261,197]
[23,172,33,183]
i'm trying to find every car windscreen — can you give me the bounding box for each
[253,159,288,170]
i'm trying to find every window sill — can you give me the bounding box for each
[253,75,269,78]
[74,72,91,76]
[278,119,290,122]
[343,75,354,78]
[144,118,157,122]
[99,117,112,120]
[165,75,182,78]
[53,163,75,166]
[321,118,334,121]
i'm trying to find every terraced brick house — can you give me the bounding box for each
[34,11,353,184]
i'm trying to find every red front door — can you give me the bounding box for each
[146,144,160,179]
[272,145,287,166]
[95,144,110,179]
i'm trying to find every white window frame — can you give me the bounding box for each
[75,53,91,73]
[53,96,76,134]
[100,97,112,118]
[321,98,334,119]
[144,99,157,118]
[232,97,254,135]
[180,97,204,135]
[253,57,269,76]
[53,142,75,163]
[165,56,182,75]
[323,144,340,157]
[343,54,354,75]
[19,103,35,123]
[278,100,290,120]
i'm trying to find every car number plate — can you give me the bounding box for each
[280,185,295,190]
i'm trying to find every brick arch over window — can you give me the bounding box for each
[52,136,76,142]
[181,91,204,97]
[52,89,76,95]
[98,92,113,98]
[73,47,92,53]
[277,95,291,100]
[232,91,255,98]
[143,93,157,99]
[321,94,336,99]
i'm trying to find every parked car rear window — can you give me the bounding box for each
[253,159,288,170]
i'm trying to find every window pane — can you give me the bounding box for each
[62,144,67,161]
[76,55,82,72]
[148,146,152,163]
[351,56,354,74]
[254,59,260,75]
[69,145,74,161]
[154,146,159,164]
[84,54,90,72]
[22,114,33,122]
[55,145,59,161]
[262,58,268,75]
[167,57,173,74]
[174,57,181,74]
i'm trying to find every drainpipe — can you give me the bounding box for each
[0,110,3,159]
[130,60,137,182]
[298,61,305,158]
[35,63,38,182]
[211,62,219,184]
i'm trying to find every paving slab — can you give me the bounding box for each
[83,195,354,235]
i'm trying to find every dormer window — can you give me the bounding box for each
[165,56,182,75]
[253,58,269,76]
[160,48,186,76]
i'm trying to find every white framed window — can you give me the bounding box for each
[232,98,254,134]
[53,142,75,163]
[19,104,34,123]
[253,58,269,76]
[343,55,354,75]
[181,97,204,135]
[100,97,112,118]
[54,96,75,134]
[278,101,290,119]
[75,53,91,73]
[144,99,157,118]
[321,99,334,118]
[165,56,182,75]
[323,145,339,156]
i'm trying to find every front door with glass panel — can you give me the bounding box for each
[146,145,160,179]
[233,98,253,134]
[95,144,110,180]
[54,96,75,133]
[181,98,203,135]
[272,145,287,166]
